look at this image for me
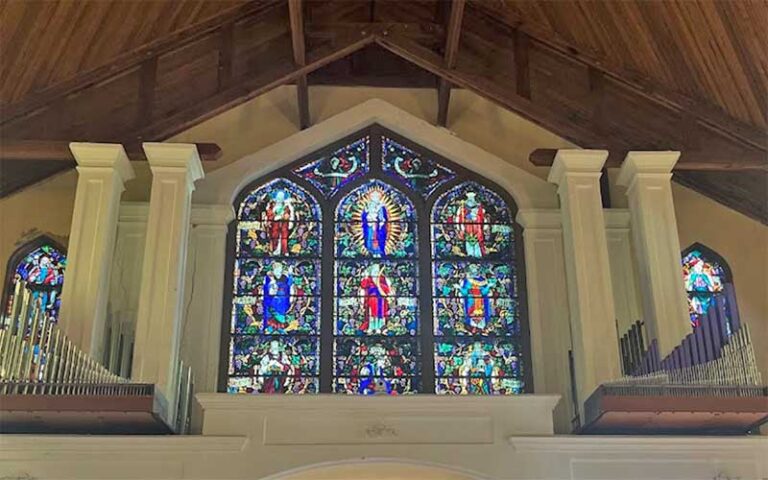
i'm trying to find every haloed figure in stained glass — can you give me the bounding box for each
[263,262,294,333]
[361,190,389,257]
[457,264,494,333]
[259,340,294,393]
[453,192,487,257]
[359,264,392,334]
[263,190,295,256]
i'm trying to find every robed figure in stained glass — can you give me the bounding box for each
[259,340,294,393]
[359,264,392,334]
[263,190,295,256]
[361,190,389,257]
[453,192,487,257]
[263,262,294,333]
[457,265,493,332]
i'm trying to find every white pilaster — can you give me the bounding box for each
[548,150,621,416]
[516,209,574,433]
[616,151,690,357]
[132,144,204,420]
[58,143,134,360]
[604,209,644,336]
[181,204,234,395]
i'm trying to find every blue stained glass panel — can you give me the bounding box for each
[235,259,319,297]
[336,296,418,336]
[681,249,729,328]
[6,244,67,321]
[335,260,418,297]
[434,339,523,395]
[232,296,319,335]
[228,376,318,394]
[432,262,515,298]
[293,137,369,197]
[334,337,419,376]
[381,136,455,197]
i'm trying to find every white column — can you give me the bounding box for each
[547,150,621,416]
[132,143,204,420]
[180,204,234,395]
[516,209,575,434]
[106,202,149,377]
[58,143,134,360]
[616,151,690,357]
[604,209,644,336]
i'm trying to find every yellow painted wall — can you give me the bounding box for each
[1,85,765,379]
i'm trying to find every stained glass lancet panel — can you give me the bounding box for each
[229,179,321,394]
[4,243,67,322]
[681,248,732,331]
[293,137,369,197]
[334,180,420,394]
[381,136,455,197]
[431,182,524,395]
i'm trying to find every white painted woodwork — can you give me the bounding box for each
[547,150,621,416]
[132,143,204,420]
[616,152,691,357]
[58,143,134,360]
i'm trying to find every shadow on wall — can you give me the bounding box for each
[262,459,487,480]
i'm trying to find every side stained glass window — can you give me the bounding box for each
[293,137,369,197]
[334,180,420,394]
[431,182,524,395]
[229,179,322,394]
[681,247,735,332]
[225,126,530,396]
[3,242,67,322]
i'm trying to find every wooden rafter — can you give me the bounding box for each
[0,140,222,163]
[436,0,465,127]
[289,0,310,129]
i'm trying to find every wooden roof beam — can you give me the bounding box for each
[437,0,465,127]
[289,0,310,130]
[0,140,223,163]
[529,148,768,172]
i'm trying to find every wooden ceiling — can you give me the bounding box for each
[0,0,765,222]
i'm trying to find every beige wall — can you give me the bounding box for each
[0,171,77,283]
[1,85,765,378]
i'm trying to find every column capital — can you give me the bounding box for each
[547,149,608,186]
[69,142,135,183]
[142,143,205,184]
[191,204,235,226]
[616,151,680,187]
[516,209,562,230]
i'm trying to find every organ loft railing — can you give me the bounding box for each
[0,281,194,434]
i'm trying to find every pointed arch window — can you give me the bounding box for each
[3,237,67,323]
[224,126,530,395]
[681,244,739,334]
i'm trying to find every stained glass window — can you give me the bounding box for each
[431,182,524,394]
[681,246,735,331]
[229,179,322,394]
[382,136,455,197]
[293,137,369,197]
[3,241,67,322]
[225,126,529,396]
[334,181,420,394]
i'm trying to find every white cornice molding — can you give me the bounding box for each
[196,392,562,412]
[69,142,135,183]
[142,142,205,187]
[516,209,562,229]
[193,99,558,210]
[508,435,768,455]
[118,201,150,223]
[0,435,248,458]
[603,209,631,228]
[191,204,235,226]
[616,151,680,188]
[547,149,608,186]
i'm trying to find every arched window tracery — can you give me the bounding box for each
[681,244,738,334]
[225,126,529,395]
[3,237,67,323]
